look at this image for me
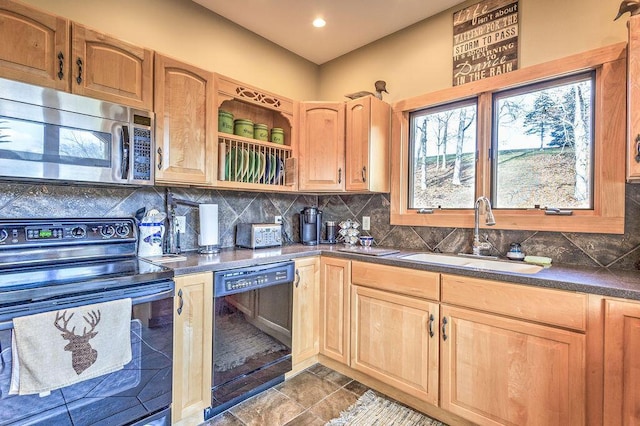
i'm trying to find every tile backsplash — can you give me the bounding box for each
[2,182,640,270]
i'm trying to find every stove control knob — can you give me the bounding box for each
[115,224,130,238]
[101,225,116,238]
[71,226,86,238]
[0,229,7,242]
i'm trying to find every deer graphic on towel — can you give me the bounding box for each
[54,310,101,374]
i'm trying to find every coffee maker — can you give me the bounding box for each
[300,207,322,245]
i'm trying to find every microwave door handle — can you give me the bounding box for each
[120,125,130,180]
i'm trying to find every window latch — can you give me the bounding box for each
[417,208,434,214]
[544,208,573,216]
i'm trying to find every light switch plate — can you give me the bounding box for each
[362,216,371,231]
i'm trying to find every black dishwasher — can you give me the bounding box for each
[206,261,294,420]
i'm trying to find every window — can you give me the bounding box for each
[409,100,477,209]
[492,73,594,209]
[391,43,626,234]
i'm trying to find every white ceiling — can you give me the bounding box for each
[193,0,467,65]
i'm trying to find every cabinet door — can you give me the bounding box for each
[71,23,153,109]
[604,299,640,425]
[345,96,390,192]
[319,257,350,364]
[172,272,213,424]
[0,0,69,90]
[292,257,320,370]
[628,15,640,181]
[441,305,585,426]
[351,285,439,405]
[299,102,345,191]
[154,54,215,185]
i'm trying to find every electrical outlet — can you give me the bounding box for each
[275,216,283,224]
[362,216,371,231]
[176,216,186,234]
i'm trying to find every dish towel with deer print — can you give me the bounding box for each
[9,298,132,396]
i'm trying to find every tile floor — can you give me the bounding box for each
[202,363,374,426]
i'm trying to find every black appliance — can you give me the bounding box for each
[300,207,322,245]
[206,261,294,420]
[0,218,174,426]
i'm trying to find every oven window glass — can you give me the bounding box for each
[0,116,111,167]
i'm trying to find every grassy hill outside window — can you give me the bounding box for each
[391,43,626,234]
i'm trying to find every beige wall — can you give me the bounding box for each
[318,0,629,103]
[21,0,319,101]
[20,0,629,104]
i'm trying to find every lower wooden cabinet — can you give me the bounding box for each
[351,285,439,405]
[320,257,351,364]
[440,305,585,426]
[172,272,213,425]
[291,257,320,371]
[604,298,640,425]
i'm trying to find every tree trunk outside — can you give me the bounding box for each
[573,86,589,201]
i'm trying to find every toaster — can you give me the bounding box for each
[236,223,282,249]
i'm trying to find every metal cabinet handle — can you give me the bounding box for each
[362,166,367,182]
[157,147,163,170]
[177,288,184,315]
[428,314,434,338]
[441,317,448,341]
[635,134,640,163]
[76,58,83,84]
[338,168,342,184]
[57,52,64,80]
[295,269,300,287]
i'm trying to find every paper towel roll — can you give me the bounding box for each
[198,204,219,246]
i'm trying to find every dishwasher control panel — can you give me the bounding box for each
[214,261,295,296]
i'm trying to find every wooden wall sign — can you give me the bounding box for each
[453,0,519,86]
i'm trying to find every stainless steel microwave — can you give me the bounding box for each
[0,78,154,186]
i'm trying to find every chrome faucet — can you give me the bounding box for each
[472,196,496,256]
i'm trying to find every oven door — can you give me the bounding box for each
[0,282,173,426]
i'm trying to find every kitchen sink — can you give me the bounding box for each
[400,253,544,274]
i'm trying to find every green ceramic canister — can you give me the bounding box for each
[218,110,234,133]
[234,119,254,138]
[271,127,284,144]
[254,123,268,141]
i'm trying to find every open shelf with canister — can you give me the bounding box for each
[214,73,297,191]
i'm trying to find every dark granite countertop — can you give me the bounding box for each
[159,244,640,301]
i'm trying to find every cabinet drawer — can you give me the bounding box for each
[352,261,439,301]
[441,274,587,331]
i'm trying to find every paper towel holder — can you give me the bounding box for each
[198,203,221,255]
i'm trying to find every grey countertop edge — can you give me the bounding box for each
[161,244,640,301]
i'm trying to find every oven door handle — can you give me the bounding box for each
[0,288,175,331]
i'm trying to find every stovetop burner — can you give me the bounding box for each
[0,217,173,307]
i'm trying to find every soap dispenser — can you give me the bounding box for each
[506,242,525,260]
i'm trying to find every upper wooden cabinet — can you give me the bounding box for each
[0,0,69,90]
[71,23,153,110]
[603,298,640,425]
[154,54,215,186]
[0,1,153,109]
[628,15,640,182]
[299,97,390,193]
[299,102,346,191]
[345,96,390,192]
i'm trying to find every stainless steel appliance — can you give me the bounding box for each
[235,223,282,249]
[0,218,174,426]
[300,207,322,245]
[206,261,294,420]
[0,78,154,186]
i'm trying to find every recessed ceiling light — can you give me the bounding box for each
[313,18,326,28]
